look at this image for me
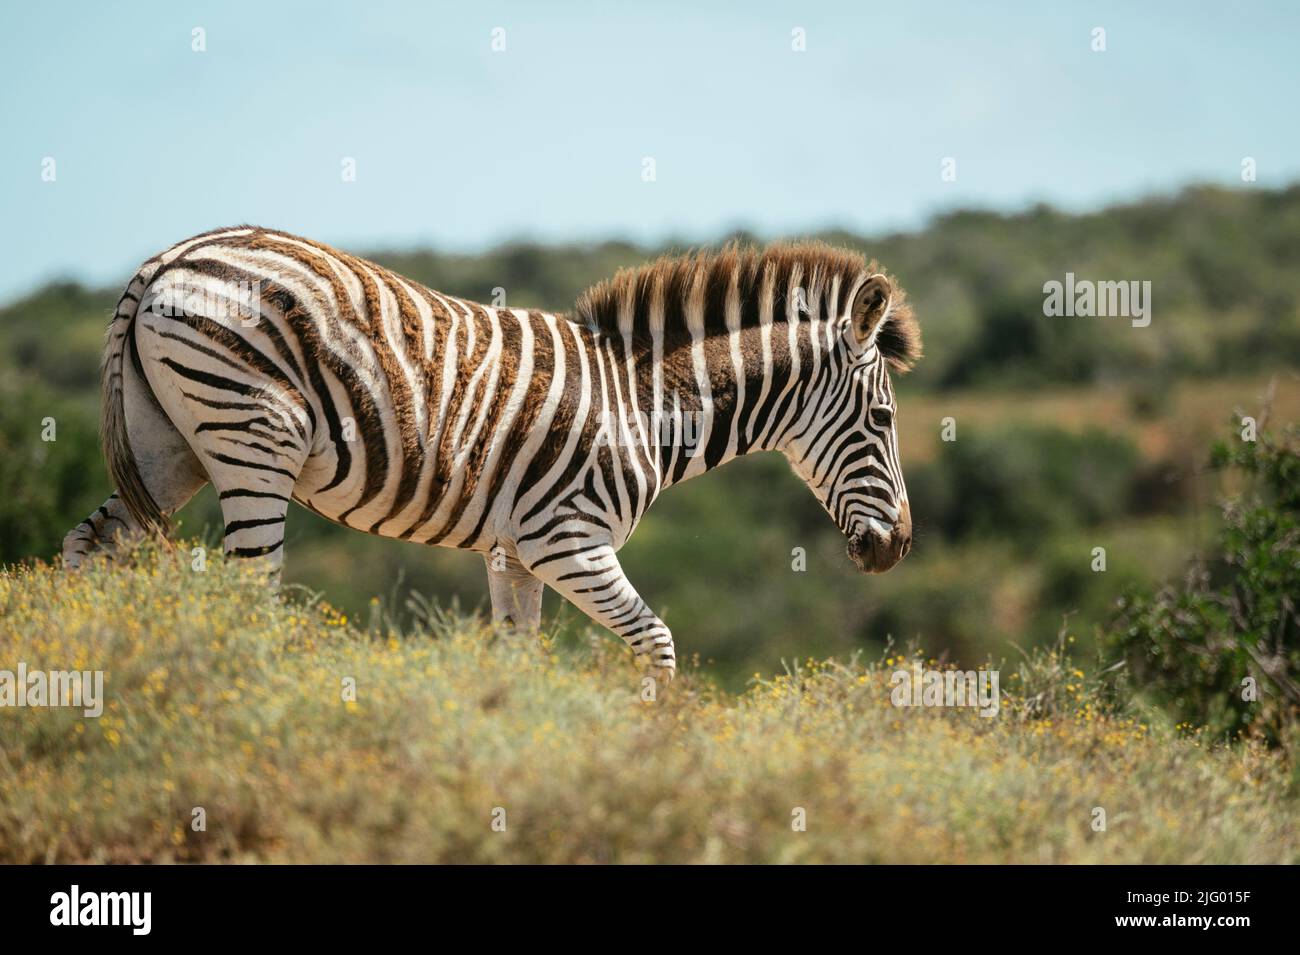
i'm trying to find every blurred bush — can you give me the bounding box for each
[0,376,104,563]
[1106,423,1300,745]
[908,425,1142,544]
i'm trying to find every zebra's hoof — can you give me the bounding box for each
[637,652,677,687]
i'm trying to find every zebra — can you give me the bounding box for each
[62,227,922,681]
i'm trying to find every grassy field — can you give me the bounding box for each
[2,546,1295,864]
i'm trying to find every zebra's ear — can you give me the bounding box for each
[850,274,892,344]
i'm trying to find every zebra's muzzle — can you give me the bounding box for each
[846,502,912,574]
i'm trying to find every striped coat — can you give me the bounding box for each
[63,227,921,680]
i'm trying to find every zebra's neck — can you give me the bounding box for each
[582,310,828,497]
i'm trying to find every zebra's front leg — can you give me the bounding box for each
[518,541,676,683]
[484,552,544,632]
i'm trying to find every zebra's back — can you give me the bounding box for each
[131,226,579,553]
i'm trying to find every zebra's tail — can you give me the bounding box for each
[100,269,169,537]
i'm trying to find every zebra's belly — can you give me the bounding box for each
[291,435,504,553]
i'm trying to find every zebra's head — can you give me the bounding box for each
[783,271,921,574]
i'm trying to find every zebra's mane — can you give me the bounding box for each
[572,242,922,372]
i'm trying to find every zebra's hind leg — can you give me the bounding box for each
[484,552,544,631]
[209,465,299,585]
[132,318,309,585]
[62,377,209,568]
[179,388,307,585]
[517,541,676,684]
[62,494,139,568]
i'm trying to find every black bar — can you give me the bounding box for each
[0,864,1283,941]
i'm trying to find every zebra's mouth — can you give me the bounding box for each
[846,526,911,574]
[846,533,870,572]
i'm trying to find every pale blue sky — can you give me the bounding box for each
[2,1,1297,303]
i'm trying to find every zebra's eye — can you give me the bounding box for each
[870,407,894,429]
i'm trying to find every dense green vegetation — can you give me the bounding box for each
[2,184,1298,691]
[1108,423,1300,745]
